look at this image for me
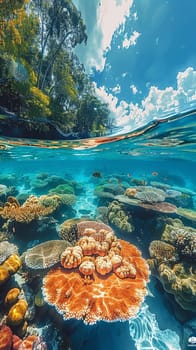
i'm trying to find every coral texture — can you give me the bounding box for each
[24,240,71,270]
[0,324,12,350]
[0,195,59,223]
[0,241,18,264]
[7,299,28,326]
[148,220,196,311]
[108,200,133,233]
[0,254,21,285]
[43,223,149,324]
[5,288,20,305]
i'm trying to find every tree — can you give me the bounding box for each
[31,0,87,90]
[75,94,109,137]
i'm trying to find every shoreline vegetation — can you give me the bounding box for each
[0,0,114,139]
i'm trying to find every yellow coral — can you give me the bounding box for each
[2,254,21,275]
[0,266,9,285]
[7,299,28,326]
[125,188,137,197]
[5,287,20,305]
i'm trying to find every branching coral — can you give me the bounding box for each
[0,195,60,223]
[43,221,150,324]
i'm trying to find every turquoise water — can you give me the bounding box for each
[0,112,195,349]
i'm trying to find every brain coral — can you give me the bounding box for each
[43,226,150,324]
[0,324,13,350]
[77,220,114,238]
[24,240,71,270]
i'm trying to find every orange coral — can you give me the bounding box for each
[125,188,137,197]
[43,239,149,324]
[60,246,83,269]
[0,195,58,223]
[0,266,9,285]
[18,335,38,350]
[7,299,28,326]
[5,288,20,305]
[95,256,112,275]
[2,254,21,275]
[77,221,114,238]
[0,254,21,286]
[0,324,13,350]
[79,259,95,277]
[12,334,38,350]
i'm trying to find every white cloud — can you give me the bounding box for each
[122,72,128,78]
[94,66,196,133]
[132,11,138,21]
[130,84,138,94]
[73,0,133,72]
[111,84,121,94]
[122,31,141,49]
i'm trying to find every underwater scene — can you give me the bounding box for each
[0,0,196,349]
[0,113,195,350]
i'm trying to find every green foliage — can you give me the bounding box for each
[75,94,109,137]
[26,86,51,118]
[0,0,111,136]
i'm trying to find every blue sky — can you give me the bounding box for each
[73,0,196,132]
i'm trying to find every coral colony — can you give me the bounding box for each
[43,221,150,324]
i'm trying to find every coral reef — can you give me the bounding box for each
[0,241,18,264]
[177,207,196,221]
[43,222,150,324]
[124,187,137,197]
[58,218,91,244]
[134,186,166,203]
[49,183,75,195]
[115,194,177,214]
[24,240,71,270]
[148,220,196,311]
[161,222,196,261]
[107,200,134,233]
[5,288,21,305]
[0,324,13,350]
[77,220,114,238]
[149,240,179,263]
[0,254,21,285]
[7,299,28,326]
[0,195,59,223]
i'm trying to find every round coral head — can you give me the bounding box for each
[7,299,28,326]
[0,324,13,350]
[43,240,150,324]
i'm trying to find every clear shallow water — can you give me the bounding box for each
[0,112,195,350]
